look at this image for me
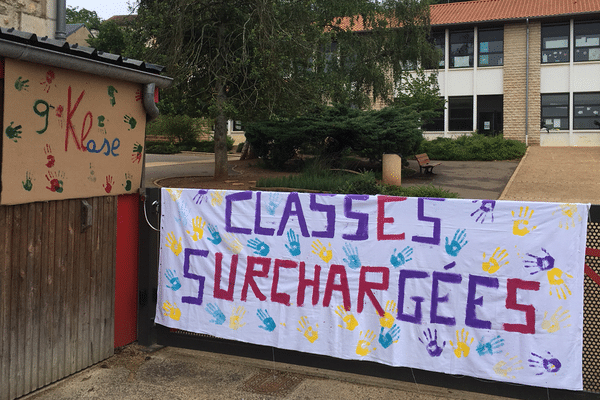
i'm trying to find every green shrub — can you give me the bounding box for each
[146,115,203,144]
[145,141,179,154]
[418,133,527,161]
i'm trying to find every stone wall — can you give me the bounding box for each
[0,0,56,38]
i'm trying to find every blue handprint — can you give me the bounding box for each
[257,309,276,332]
[342,242,361,269]
[266,193,281,216]
[205,303,226,325]
[390,246,413,268]
[207,223,222,245]
[164,269,181,291]
[476,335,504,356]
[193,189,209,204]
[285,229,301,256]
[418,328,445,357]
[445,228,468,257]
[470,200,496,223]
[378,324,401,349]
[247,238,270,256]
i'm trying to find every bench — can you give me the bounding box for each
[415,153,441,174]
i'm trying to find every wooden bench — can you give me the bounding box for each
[415,153,441,174]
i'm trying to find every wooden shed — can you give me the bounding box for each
[0,27,171,400]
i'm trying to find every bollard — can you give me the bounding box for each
[382,153,402,186]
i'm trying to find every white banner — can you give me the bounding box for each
[156,189,589,390]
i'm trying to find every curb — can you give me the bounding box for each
[498,147,530,200]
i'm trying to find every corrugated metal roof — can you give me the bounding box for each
[0,27,165,75]
[431,0,600,26]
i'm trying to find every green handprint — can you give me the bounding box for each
[97,115,106,127]
[124,115,137,130]
[14,76,29,91]
[22,171,33,191]
[107,85,118,106]
[5,122,22,142]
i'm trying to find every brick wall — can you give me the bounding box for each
[503,21,541,145]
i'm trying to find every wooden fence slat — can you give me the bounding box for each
[55,199,66,383]
[15,204,27,398]
[0,206,10,400]
[24,203,36,393]
[90,196,100,362]
[40,201,53,387]
[68,199,78,374]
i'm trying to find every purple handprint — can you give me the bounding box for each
[528,351,561,375]
[471,200,496,223]
[419,328,445,357]
[193,189,209,204]
[524,248,555,274]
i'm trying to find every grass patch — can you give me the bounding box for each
[418,134,527,161]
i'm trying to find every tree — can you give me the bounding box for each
[66,6,102,30]
[86,20,145,57]
[134,0,439,178]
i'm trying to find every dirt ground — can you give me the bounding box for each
[155,158,303,190]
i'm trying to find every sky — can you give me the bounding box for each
[66,0,138,21]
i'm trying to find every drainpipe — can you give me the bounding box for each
[525,18,529,146]
[55,0,66,41]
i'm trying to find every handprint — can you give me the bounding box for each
[528,351,562,375]
[523,249,572,299]
[135,89,142,101]
[311,239,332,263]
[541,306,571,333]
[40,70,55,92]
[210,190,225,206]
[285,229,301,256]
[449,328,474,358]
[379,300,397,329]
[554,203,581,230]
[164,269,181,291]
[22,171,33,191]
[335,305,358,331]
[482,247,509,274]
[5,122,22,142]
[476,335,504,356]
[103,175,114,193]
[445,229,468,257]
[186,216,206,241]
[229,306,246,330]
[546,267,573,300]
[14,76,29,91]
[193,189,209,204]
[45,171,65,193]
[205,303,226,325]
[223,233,243,254]
[124,115,137,130]
[470,200,496,223]
[247,238,270,256]
[44,144,55,168]
[165,232,183,256]
[107,85,118,106]
[132,142,143,163]
[419,328,445,357]
[356,330,377,356]
[378,325,401,349]
[297,316,318,343]
[207,224,222,245]
[493,353,523,379]
[390,246,413,268]
[266,192,281,215]
[123,173,133,191]
[257,309,276,332]
[342,242,361,269]
[166,188,183,201]
[524,248,555,274]
[512,206,537,236]
[87,163,96,182]
[162,301,181,321]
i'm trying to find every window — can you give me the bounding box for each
[448,96,473,131]
[573,93,600,129]
[428,31,445,69]
[450,30,473,68]
[541,94,568,131]
[542,23,569,63]
[575,21,600,62]
[423,97,445,131]
[478,28,503,67]
[234,120,244,131]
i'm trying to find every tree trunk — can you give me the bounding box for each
[213,79,228,179]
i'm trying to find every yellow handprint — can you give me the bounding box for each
[356,330,377,356]
[335,305,358,331]
[547,268,573,299]
[297,316,319,343]
[554,203,582,230]
[222,232,243,254]
[166,188,182,201]
[186,216,206,241]
[311,239,333,263]
[165,232,183,256]
[482,247,509,274]
[541,306,571,333]
[493,353,523,379]
[162,301,181,321]
[229,306,246,330]
[449,328,474,358]
[511,206,537,236]
[379,300,397,329]
[211,190,225,206]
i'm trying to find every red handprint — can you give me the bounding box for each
[103,175,114,193]
[135,89,142,101]
[40,70,55,93]
[44,144,55,168]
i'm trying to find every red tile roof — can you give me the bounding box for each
[431,0,600,26]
